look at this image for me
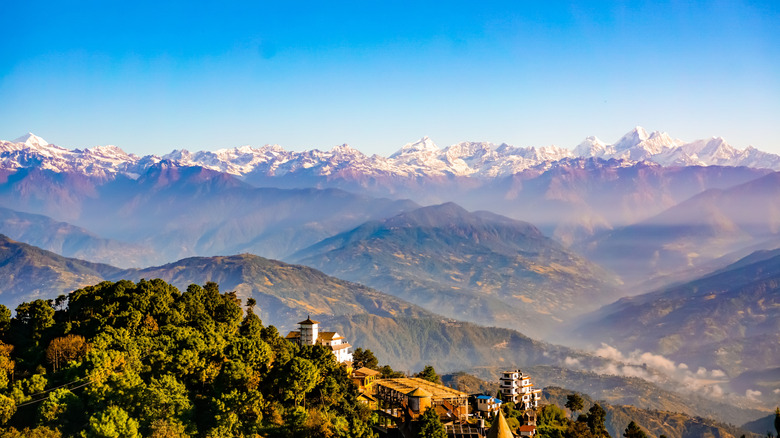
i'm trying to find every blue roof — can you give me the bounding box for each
[476,395,501,403]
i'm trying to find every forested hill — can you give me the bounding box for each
[0,279,374,437]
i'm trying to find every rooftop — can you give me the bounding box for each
[375,377,467,401]
[353,367,380,377]
[298,316,320,325]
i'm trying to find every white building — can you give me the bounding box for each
[498,369,541,410]
[475,394,502,417]
[285,316,353,364]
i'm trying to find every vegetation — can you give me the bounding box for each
[622,421,647,438]
[0,279,376,437]
[566,393,585,418]
[415,365,440,384]
[416,407,446,438]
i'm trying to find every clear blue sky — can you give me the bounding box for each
[1,0,778,156]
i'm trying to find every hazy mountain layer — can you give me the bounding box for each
[0,206,155,267]
[574,248,780,379]
[578,171,780,287]
[293,202,621,338]
[0,163,418,266]
[0,234,122,306]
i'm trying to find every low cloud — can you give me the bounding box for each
[745,389,762,400]
[588,343,729,397]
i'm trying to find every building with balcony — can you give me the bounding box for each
[498,369,541,410]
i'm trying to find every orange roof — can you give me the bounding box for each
[353,367,380,377]
[407,387,432,397]
[330,343,352,351]
[319,331,344,340]
[285,331,300,339]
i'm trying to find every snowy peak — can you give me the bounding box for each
[573,136,608,157]
[13,132,49,148]
[613,126,649,152]
[390,136,440,158]
[2,127,779,182]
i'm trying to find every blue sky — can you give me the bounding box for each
[1,1,778,156]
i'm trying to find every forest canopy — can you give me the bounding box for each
[0,279,375,437]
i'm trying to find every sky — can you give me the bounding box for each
[1,0,778,156]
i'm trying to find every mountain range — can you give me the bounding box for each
[2,127,779,429]
[5,127,778,182]
[292,202,621,338]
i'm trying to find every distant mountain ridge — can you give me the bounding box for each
[578,171,780,286]
[3,127,778,183]
[574,248,780,383]
[292,202,621,338]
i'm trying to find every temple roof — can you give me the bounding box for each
[298,315,320,325]
[486,410,515,438]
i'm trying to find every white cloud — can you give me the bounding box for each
[745,389,762,400]
[564,356,581,367]
[589,343,730,397]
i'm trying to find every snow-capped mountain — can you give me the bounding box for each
[2,128,779,182]
[573,126,780,170]
[0,133,158,180]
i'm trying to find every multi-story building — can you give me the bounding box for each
[498,369,541,410]
[285,316,353,363]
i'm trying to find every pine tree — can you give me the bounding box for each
[566,393,584,418]
[623,421,648,438]
[417,406,447,438]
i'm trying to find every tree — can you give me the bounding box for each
[0,305,10,334]
[0,394,15,425]
[14,299,54,342]
[565,393,584,418]
[586,403,610,438]
[417,406,446,438]
[283,357,321,408]
[566,419,595,438]
[85,406,140,438]
[352,348,378,370]
[379,364,404,378]
[623,421,648,438]
[415,365,440,383]
[37,388,84,433]
[45,334,88,372]
[775,407,779,438]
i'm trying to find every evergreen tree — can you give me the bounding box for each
[565,393,584,418]
[415,365,440,383]
[774,407,779,438]
[417,406,446,438]
[352,348,379,370]
[623,421,648,438]
[586,403,610,438]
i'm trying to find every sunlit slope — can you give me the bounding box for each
[293,202,620,338]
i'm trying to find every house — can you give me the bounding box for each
[352,367,381,391]
[498,369,541,410]
[475,395,502,417]
[285,316,354,363]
